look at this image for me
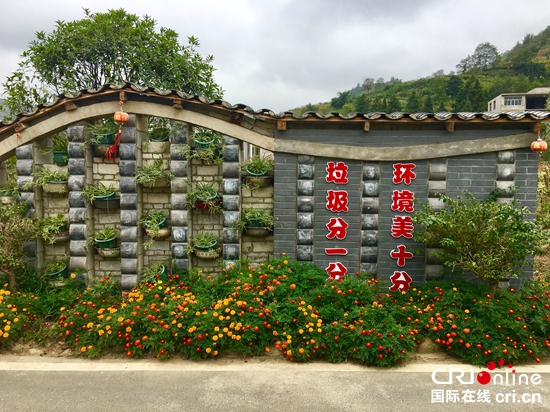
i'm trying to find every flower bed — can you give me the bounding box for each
[1,259,549,367]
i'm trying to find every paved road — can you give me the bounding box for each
[0,356,549,411]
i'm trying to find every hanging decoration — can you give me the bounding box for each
[106,101,126,160]
[531,124,547,153]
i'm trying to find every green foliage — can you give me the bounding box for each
[88,118,119,136]
[185,181,222,213]
[0,8,222,119]
[135,159,173,186]
[35,214,68,245]
[32,167,69,187]
[412,190,549,293]
[82,183,116,203]
[193,233,218,247]
[231,208,275,232]
[51,132,69,152]
[0,202,36,291]
[242,155,274,176]
[94,226,118,241]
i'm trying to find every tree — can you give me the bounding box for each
[354,93,371,113]
[412,190,548,294]
[331,91,350,110]
[445,76,463,98]
[0,202,36,291]
[387,95,401,113]
[361,78,375,93]
[407,91,422,113]
[472,42,500,70]
[422,95,434,113]
[1,8,223,117]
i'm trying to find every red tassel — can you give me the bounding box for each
[105,126,122,160]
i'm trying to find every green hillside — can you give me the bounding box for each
[291,26,550,115]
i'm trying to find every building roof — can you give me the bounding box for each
[1,83,549,132]
[526,87,550,95]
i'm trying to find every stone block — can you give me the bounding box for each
[121,226,138,242]
[121,242,137,258]
[121,275,138,291]
[361,247,378,263]
[172,259,188,272]
[119,161,136,177]
[297,245,313,261]
[97,163,120,176]
[69,192,86,208]
[497,164,515,181]
[16,159,33,176]
[171,210,188,226]
[496,181,515,194]
[222,145,239,162]
[15,145,33,159]
[69,224,87,240]
[297,180,314,196]
[363,181,379,197]
[120,259,137,274]
[118,144,136,160]
[69,256,87,271]
[497,151,515,164]
[170,145,187,160]
[69,208,86,224]
[98,214,119,224]
[147,142,169,154]
[297,196,314,212]
[361,214,378,230]
[223,211,240,227]
[360,263,377,276]
[172,243,187,258]
[428,180,446,197]
[68,176,85,192]
[69,240,87,256]
[297,213,313,229]
[172,227,187,242]
[361,230,378,246]
[170,177,187,193]
[67,159,85,175]
[361,198,379,214]
[119,177,136,193]
[428,198,445,212]
[68,142,85,158]
[222,162,239,178]
[362,164,380,180]
[224,136,239,145]
[171,194,187,210]
[297,155,314,164]
[223,244,239,260]
[296,229,313,245]
[171,161,187,177]
[298,164,314,179]
[121,210,137,226]
[17,176,33,191]
[428,163,447,181]
[223,179,239,195]
[223,195,239,211]
[67,126,86,143]
[120,194,138,210]
[425,265,444,280]
[223,228,239,244]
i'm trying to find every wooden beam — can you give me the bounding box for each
[119,91,126,102]
[64,101,77,111]
[363,121,370,132]
[172,99,183,109]
[445,121,455,132]
[277,120,287,131]
[14,122,28,133]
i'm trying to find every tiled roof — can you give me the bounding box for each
[1,82,549,130]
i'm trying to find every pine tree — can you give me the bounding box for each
[423,95,434,113]
[407,91,422,113]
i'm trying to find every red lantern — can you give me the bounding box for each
[531,137,547,153]
[114,111,129,124]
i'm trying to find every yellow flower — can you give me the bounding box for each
[3,332,9,338]
[206,348,212,354]
[3,325,10,332]
[126,327,132,333]
[212,335,218,341]
[81,347,86,352]
[60,307,66,312]
[465,309,470,314]
[71,273,76,279]
[98,330,105,336]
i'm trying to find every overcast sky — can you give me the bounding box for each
[0,0,549,113]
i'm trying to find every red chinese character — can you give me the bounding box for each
[326,190,349,212]
[325,248,348,255]
[392,163,417,185]
[390,244,414,267]
[391,190,415,213]
[326,217,348,240]
[389,271,413,292]
[326,161,349,184]
[391,215,414,239]
[326,262,347,281]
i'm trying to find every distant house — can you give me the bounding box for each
[487,87,549,112]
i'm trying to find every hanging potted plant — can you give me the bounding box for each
[148,117,171,142]
[36,214,69,244]
[186,181,222,213]
[141,262,168,283]
[88,118,119,145]
[82,183,119,209]
[33,167,70,194]
[93,226,119,258]
[140,210,170,240]
[0,181,18,205]
[186,128,225,164]
[52,131,69,166]
[231,208,275,237]
[241,155,274,188]
[186,232,220,260]
[135,159,174,188]
[45,260,68,280]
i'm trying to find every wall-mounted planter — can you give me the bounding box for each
[43,181,68,194]
[243,175,273,188]
[92,192,120,210]
[95,236,117,249]
[53,151,68,166]
[46,264,68,280]
[141,177,171,188]
[194,247,220,260]
[195,195,221,211]
[244,226,273,238]
[92,132,115,145]
[54,224,70,243]
[144,217,170,239]
[0,189,16,205]
[98,247,120,259]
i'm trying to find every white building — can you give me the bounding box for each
[487,87,549,112]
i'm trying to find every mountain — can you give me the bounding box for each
[291,26,550,115]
